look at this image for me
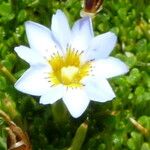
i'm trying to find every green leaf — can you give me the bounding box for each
[127,132,143,150]
[138,116,150,129]
[141,143,150,150]
[0,2,15,22]
[0,75,7,90]
[0,130,7,150]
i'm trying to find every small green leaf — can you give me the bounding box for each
[141,143,150,150]
[0,76,7,90]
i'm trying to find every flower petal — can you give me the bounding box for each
[25,21,62,58]
[83,32,117,61]
[51,10,71,52]
[92,57,129,78]
[63,88,90,118]
[15,65,51,96]
[82,76,115,102]
[15,46,46,65]
[40,85,66,104]
[69,17,94,52]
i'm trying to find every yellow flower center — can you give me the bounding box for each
[61,66,79,84]
[48,47,91,88]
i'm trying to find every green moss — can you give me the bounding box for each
[0,0,150,149]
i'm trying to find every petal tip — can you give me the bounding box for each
[39,97,50,105]
[53,9,65,18]
[25,20,49,32]
[14,46,20,52]
[25,21,34,28]
[107,31,117,41]
[56,9,63,14]
[14,81,22,92]
[109,57,129,76]
[123,64,129,74]
[14,45,24,52]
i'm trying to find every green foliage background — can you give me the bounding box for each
[0,0,150,149]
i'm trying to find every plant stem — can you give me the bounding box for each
[129,117,150,137]
[68,122,88,150]
[0,64,16,83]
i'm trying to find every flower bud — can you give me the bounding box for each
[80,0,103,17]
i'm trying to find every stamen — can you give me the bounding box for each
[48,48,91,88]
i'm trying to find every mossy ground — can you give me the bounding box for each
[0,0,150,149]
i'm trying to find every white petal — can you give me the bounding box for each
[92,57,129,78]
[51,10,71,52]
[40,85,66,104]
[15,46,46,65]
[83,32,117,61]
[25,21,62,58]
[15,65,51,96]
[69,17,94,52]
[82,76,115,102]
[63,88,90,118]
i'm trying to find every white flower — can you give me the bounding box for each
[14,10,128,118]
